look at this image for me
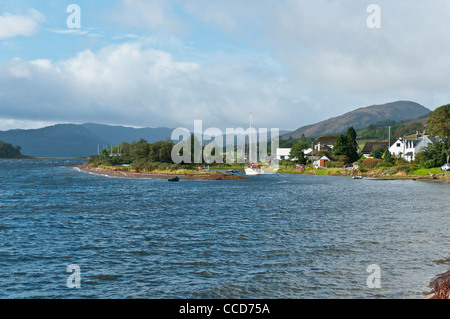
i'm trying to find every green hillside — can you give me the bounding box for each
[357,114,429,141]
[283,101,431,139]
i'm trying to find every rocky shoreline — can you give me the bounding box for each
[76,164,247,181]
[426,270,450,299]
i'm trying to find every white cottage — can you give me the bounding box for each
[389,135,433,162]
[276,148,292,160]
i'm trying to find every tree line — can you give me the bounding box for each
[88,104,449,170]
[89,139,177,169]
[0,141,25,158]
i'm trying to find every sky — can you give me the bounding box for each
[0,0,449,131]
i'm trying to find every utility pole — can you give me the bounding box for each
[388,126,391,148]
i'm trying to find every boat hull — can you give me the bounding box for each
[245,167,279,175]
[245,168,264,175]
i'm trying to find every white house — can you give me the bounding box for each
[389,135,433,162]
[277,147,316,161]
[276,148,292,160]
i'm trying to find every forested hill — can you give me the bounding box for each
[283,101,431,139]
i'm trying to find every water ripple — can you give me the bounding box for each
[0,159,449,299]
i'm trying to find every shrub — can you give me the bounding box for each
[433,277,450,299]
[325,161,346,168]
[280,159,296,167]
[361,158,382,169]
[337,155,350,164]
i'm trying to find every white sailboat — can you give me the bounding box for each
[245,163,264,175]
[244,113,274,176]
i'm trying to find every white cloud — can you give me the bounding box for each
[178,0,450,116]
[47,29,89,36]
[0,118,59,131]
[109,1,450,117]
[0,41,298,130]
[2,1,450,131]
[0,9,44,39]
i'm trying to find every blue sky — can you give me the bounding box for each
[0,0,449,131]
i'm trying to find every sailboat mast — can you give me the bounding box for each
[249,113,252,163]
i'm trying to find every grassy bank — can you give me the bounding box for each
[278,164,450,181]
[95,164,213,176]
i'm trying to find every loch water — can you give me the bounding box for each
[0,159,449,299]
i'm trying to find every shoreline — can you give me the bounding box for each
[76,164,247,181]
[426,270,450,299]
[278,167,450,182]
[78,163,450,182]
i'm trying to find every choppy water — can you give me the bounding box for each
[0,159,449,299]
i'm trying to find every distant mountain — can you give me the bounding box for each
[0,100,431,157]
[283,101,432,139]
[0,123,174,158]
[81,123,173,147]
[0,124,109,158]
[0,121,285,158]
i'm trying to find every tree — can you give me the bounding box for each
[415,141,447,168]
[100,148,110,158]
[372,147,384,159]
[316,149,333,160]
[429,104,449,148]
[0,141,23,158]
[346,126,359,163]
[382,149,394,166]
[429,104,450,163]
[332,134,349,159]
[130,138,150,159]
[290,140,308,165]
[149,140,174,163]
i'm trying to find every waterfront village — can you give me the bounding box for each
[82,104,449,181]
[277,130,435,169]
[273,126,449,181]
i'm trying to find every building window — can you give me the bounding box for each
[397,143,401,147]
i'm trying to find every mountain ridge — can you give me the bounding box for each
[0,123,174,158]
[283,101,432,139]
[0,100,433,157]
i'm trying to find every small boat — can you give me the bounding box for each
[168,176,180,182]
[244,113,279,176]
[226,169,240,173]
[245,163,264,175]
[353,176,363,180]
